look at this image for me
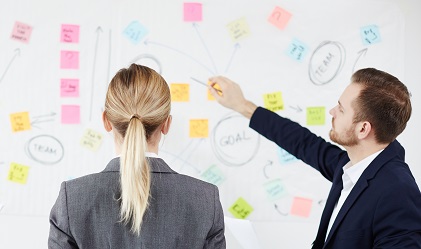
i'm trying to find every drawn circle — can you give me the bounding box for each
[25,135,64,165]
[131,54,162,74]
[308,41,346,85]
[211,113,260,167]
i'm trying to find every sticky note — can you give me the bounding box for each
[170,83,190,102]
[183,3,202,22]
[286,38,308,62]
[229,197,254,219]
[278,147,298,164]
[61,24,80,43]
[207,83,221,101]
[307,107,325,125]
[60,50,79,69]
[268,6,292,30]
[7,162,30,184]
[264,179,287,201]
[61,105,80,124]
[290,197,313,217]
[60,79,79,97]
[263,91,284,112]
[361,25,381,45]
[10,112,31,132]
[10,21,33,43]
[189,119,208,138]
[123,20,149,44]
[80,128,103,151]
[201,165,225,186]
[226,17,251,42]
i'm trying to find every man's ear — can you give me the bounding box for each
[102,111,112,132]
[161,115,172,135]
[357,121,371,140]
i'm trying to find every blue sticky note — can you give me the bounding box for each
[201,165,225,186]
[286,38,308,62]
[264,179,287,201]
[277,147,298,164]
[360,25,381,45]
[123,21,149,44]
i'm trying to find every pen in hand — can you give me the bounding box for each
[190,77,223,93]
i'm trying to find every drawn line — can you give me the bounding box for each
[89,27,103,121]
[225,43,240,73]
[192,23,218,74]
[190,77,222,93]
[352,48,368,73]
[0,48,20,84]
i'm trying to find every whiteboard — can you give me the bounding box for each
[0,0,420,248]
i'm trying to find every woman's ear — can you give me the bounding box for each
[102,111,112,132]
[161,115,172,135]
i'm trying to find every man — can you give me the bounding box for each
[208,68,421,249]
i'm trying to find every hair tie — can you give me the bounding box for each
[130,114,141,121]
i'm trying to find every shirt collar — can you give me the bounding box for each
[114,152,160,159]
[343,149,384,186]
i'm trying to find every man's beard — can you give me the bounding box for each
[329,122,359,147]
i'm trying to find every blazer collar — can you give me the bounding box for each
[102,157,178,174]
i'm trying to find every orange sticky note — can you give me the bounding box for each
[10,21,33,43]
[7,162,30,184]
[10,112,31,132]
[189,119,208,138]
[171,83,190,102]
[268,6,292,30]
[290,197,313,217]
[207,83,221,100]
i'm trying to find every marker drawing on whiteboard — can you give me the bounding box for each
[0,48,20,84]
[190,77,222,93]
[89,26,103,122]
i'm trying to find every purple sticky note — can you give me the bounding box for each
[61,105,80,124]
[60,79,79,97]
[10,21,33,43]
[183,3,202,22]
[61,24,80,43]
[60,50,79,69]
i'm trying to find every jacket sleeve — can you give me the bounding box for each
[204,186,226,249]
[48,182,78,249]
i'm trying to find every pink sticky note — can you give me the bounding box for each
[183,3,202,22]
[61,105,80,124]
[60,50,79,69]
[290,197,313,217]
[10,21,33,43]
[60,79,79,97]
[268,6,292,30]
[61,24,80,43]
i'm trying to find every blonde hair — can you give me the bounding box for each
[104,64,171,235]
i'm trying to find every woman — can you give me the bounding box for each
[49,64,226,249]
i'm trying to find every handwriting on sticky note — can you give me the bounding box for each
[7,162,30,184]
[170,83,190,102]
[307,107,325,125]
[286,38,308,62]
[263,92,284,112]
[189,119,208,138]
[290,197,313,217]
[61,105,80,124]
[278,147,298,164]
[361,25,381,45]
[207,83,221,100]
[10,112,31,132]
[60,50,79,69]
[80,128,103,151]
[10,21,33,43]
[123,20,149,44]
[229,197,254,219]
[268,6,292,30]
[60,79,79,97]
[264,179,287,201]
[201,165,225,186]
[184,3,202,22]
[61,24,80,43]
[226,17,251,42]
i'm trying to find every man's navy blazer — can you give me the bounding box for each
[250,107,421,249]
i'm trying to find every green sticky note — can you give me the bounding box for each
[263,91,284,112]
[264,179,287,201]
[307,107,325,125]
[201,165,225,186]
[229,197,254,219]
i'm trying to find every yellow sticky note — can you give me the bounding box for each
[80,128,103,151]
[7,162,30,184]
[207,83,222,101]
[229,197,254,219]
[171,83,190,102]
[263,91,284,112]
[226,17,251,42]
[10,112,31,132]
[307,107,325,125]
[189,119,208,138]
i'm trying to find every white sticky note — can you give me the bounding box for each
[224,216,262,249]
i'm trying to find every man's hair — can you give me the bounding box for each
[351,68,412,144]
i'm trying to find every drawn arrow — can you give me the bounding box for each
[263,160,273,179]
[144,39,216,75]
[274,204,288,216]
[0,48,20,84]
[89,26,103,122]
[31,112,56,128]
[192,23,218,73]
[225,43,240,73]
[318,199,326,206]
[106,29,112,86]
[289,105,303,112]
[352,48,368,73]
[178,138,205,173]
